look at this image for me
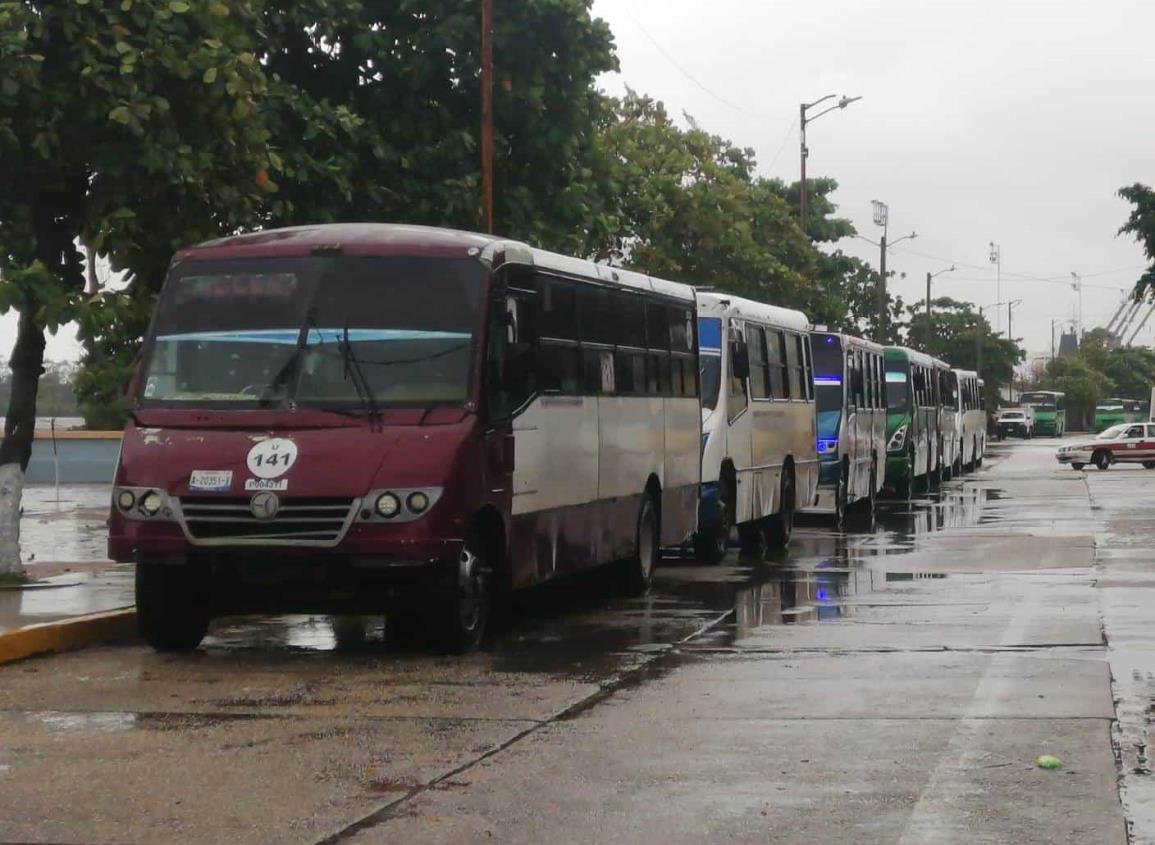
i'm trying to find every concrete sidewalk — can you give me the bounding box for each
[0,564,135,663]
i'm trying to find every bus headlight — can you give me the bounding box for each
[817,438,838,455]
[117,490,136,511]
[887,424,908,453]
[406,491,430,514]
[375,493,402,518]
[139,491,164,516]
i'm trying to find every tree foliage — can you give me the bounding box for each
[905,297,1023,405]
[1119,183,1155,302]
[0,0,274,475]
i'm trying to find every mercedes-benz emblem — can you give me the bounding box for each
[249,491,280,520]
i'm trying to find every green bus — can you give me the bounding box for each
[884,346,949,496]
[1019,390,1066,436]
[1093,398,1145,432]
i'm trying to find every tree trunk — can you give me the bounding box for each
[0,306,47,577]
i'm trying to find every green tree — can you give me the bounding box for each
[74,0,621,431]
[1119,183,1155,301]
[257,0,618,254]
[0,0,272,575]
[1040,355,1109,429]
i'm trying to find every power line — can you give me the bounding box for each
[620,9,770,119]
[887,244,1140,291]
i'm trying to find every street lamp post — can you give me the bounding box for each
[799,94,862,230]
[925,265,957,352]
[988,242,1001,333]
[976,301,1006,389]
[868,200,916,342]
[480,0,494,233]
[1006,299,1023,401]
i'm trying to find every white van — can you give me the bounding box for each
[694,292,819,561]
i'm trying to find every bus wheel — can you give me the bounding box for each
[833,470,848,529]
[136,562,210,652]
[763,473,795,551]
[852,466,877,526]
[620,495,658,596]
[1143,462,1155,470]
[1093,450,1112,471]
[693,479,732,564]
[433,533,490,654]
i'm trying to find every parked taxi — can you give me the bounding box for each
[1056,422,1155,471]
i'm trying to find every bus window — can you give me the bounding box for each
[697,316,721,410]
[728,325,749,420]
[785,333,803,399]
[811,334,842,413]
[886,365,910,412]
[801,335,814,400]
[747,324,770,399]
[766,329,788,399]
[485,291,536,418]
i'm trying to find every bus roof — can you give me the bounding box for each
[953,368,978,380]
[884,345,950,370]
[1021,390,1065,398]
[812,331,884,354]
[695,291,810,330]
[174,223,696,303]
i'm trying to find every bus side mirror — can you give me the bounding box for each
[731,341,750,380]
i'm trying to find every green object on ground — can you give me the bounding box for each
[1036,754,1063,769]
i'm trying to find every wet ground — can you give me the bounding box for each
[1,440,1151,843]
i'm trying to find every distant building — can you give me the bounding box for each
[1057,330,1079,357]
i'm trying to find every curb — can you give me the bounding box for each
[0,608,137,665]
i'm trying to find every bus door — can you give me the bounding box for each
[727,319,754,519]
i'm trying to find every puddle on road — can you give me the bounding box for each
[186,478,994,674]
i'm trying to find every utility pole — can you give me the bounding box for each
[925,265,956,352]
[1007,299,1022,402]
[1070,272,1083,339]
[799,94,862,231]
[480,0,494,234]
[870,200,916,343]
[799,103,808,228]
[989,242,1002,333]
[1051,319,1055,362]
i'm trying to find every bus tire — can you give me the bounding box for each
[620,494,658,597]
[1143,462,1155,470]
[852,465,877,526]
[432,531,490,654]
[693,476,733,564]
[832,463,848,529]
[1093,450,1112,471]
[763,471,795,551]
[136,562,210,652]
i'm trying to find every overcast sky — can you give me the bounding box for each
[592,0,1153,362]
[6,0,1152,365]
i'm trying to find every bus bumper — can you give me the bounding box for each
[885,453,912,485]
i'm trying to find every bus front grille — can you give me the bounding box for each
[176,497,358,546]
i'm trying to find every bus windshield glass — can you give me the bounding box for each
[811,335,843,413]
[885,366,910,412]
[698,317,722,411]
[140,256,484,409]
[1020,392,1057,410]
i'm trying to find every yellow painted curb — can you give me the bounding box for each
[0,608,137,665]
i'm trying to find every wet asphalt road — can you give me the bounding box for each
[3,439,1154,844]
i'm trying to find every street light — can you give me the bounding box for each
[868,198,916,342]
[975,301,1005,389]
[988,242,1001,333]
[925,265,957,352]
[799,94,862,229]
[1070,272,1083,339]
[1006,299,1023,400]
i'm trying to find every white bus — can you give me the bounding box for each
[955,369,985,471]
[939,368,962,479]
[694,293,819,561]
[805,331,887,524]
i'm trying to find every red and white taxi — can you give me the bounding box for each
[1056,422,1155,470]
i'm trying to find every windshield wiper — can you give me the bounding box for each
[260,306,317,408]
[341,326,380,422]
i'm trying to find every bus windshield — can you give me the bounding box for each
[811,335,843,413]
[140,256,484,409]
[885,366,910,412]
[1020,392,1057,410]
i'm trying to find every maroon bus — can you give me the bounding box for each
[110,224,701,652]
